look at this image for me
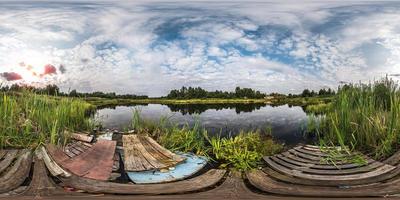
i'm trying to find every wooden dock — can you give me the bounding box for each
[5,144,400,198]
[247,145,400,197]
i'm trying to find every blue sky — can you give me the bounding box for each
[0,1,400,96]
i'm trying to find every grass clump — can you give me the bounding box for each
[208,131,283,171]
[310,77,400,159]
[0,91,95,149]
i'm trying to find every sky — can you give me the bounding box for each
[0,1,400,96]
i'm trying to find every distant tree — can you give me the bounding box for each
[69,89,78,97]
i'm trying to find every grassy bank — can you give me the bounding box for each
[0,92,95,149]
[129,110,283,171]
[267,96,333,107]
[310,78,400,159]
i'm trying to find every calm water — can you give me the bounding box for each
[95,104,313,145]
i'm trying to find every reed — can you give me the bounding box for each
[312,77,400,159]
[0,91,95,149]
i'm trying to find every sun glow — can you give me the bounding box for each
[6,49,54,83]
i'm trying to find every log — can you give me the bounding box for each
[0,150,32,194]
[60,169,226,194]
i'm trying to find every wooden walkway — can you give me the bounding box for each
[122,134,185,172]
[247,145,400,197]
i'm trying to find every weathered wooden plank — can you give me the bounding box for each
[265,156,395,180]
[132,135,167,169]
[295,146,353,158]
[22,154,68,196]
[287,149,360,165]
[0,150,32,194]
[60,169,226,194]
[46,144,71,164]
[143,136,185,163]
[247,169,400,197]
[280,152,375,169]
[40,147,71,178]
[71,133,93,143]
[61,139,116,180]
[271,155,384,175]
[0,150,18,174]
[123,135,184,172]
[139,136,176,165]
[0,150,7,160]
[275,154,384,175]
[123,135,150,171]
[383,150,400,166]
[261,167,337,186]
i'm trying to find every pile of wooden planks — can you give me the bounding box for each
[247,145,400,197]
[122,134,185,172]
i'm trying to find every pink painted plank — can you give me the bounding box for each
[47,139,116,181]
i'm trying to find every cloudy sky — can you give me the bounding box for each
[0,1,399,96]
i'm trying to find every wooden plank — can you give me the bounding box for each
[280,152,374,169]
[71,133,93,143]
[273,155,383,175]
[276,154,384,175]
[261,167,338,186]
[265,157,395,180]
[40,147,71,178]
[139,136,180,166]
[383,150,400,166]
[69,148,81,156]
[0,150,32,194]
[287,149,357,165]
[123,135,151,171]
[60,169,226,194]
[304,145,344,150]
[247,169,400,197]
[123,135,184,172]
[143,136,185,163]
[46,144,71,164]
[132,135,167,169]
[295,146,352,158]
[0,150,18,174]
[0,150,7,160]
[22,154,69,196]
[61,139,116,181]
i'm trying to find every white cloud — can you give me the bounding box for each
[0,1,399,96]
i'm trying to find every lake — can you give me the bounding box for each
[95,103,313,146]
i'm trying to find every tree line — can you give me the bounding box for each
[0,83,335,99]
[288,88,336,98]
[166,86,266,99]
[0,84,148,99]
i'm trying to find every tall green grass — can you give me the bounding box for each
[208,131,283,170]
[311,78,400,159]
[0,91,95,149]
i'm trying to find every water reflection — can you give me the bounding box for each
[96,103,313,145]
